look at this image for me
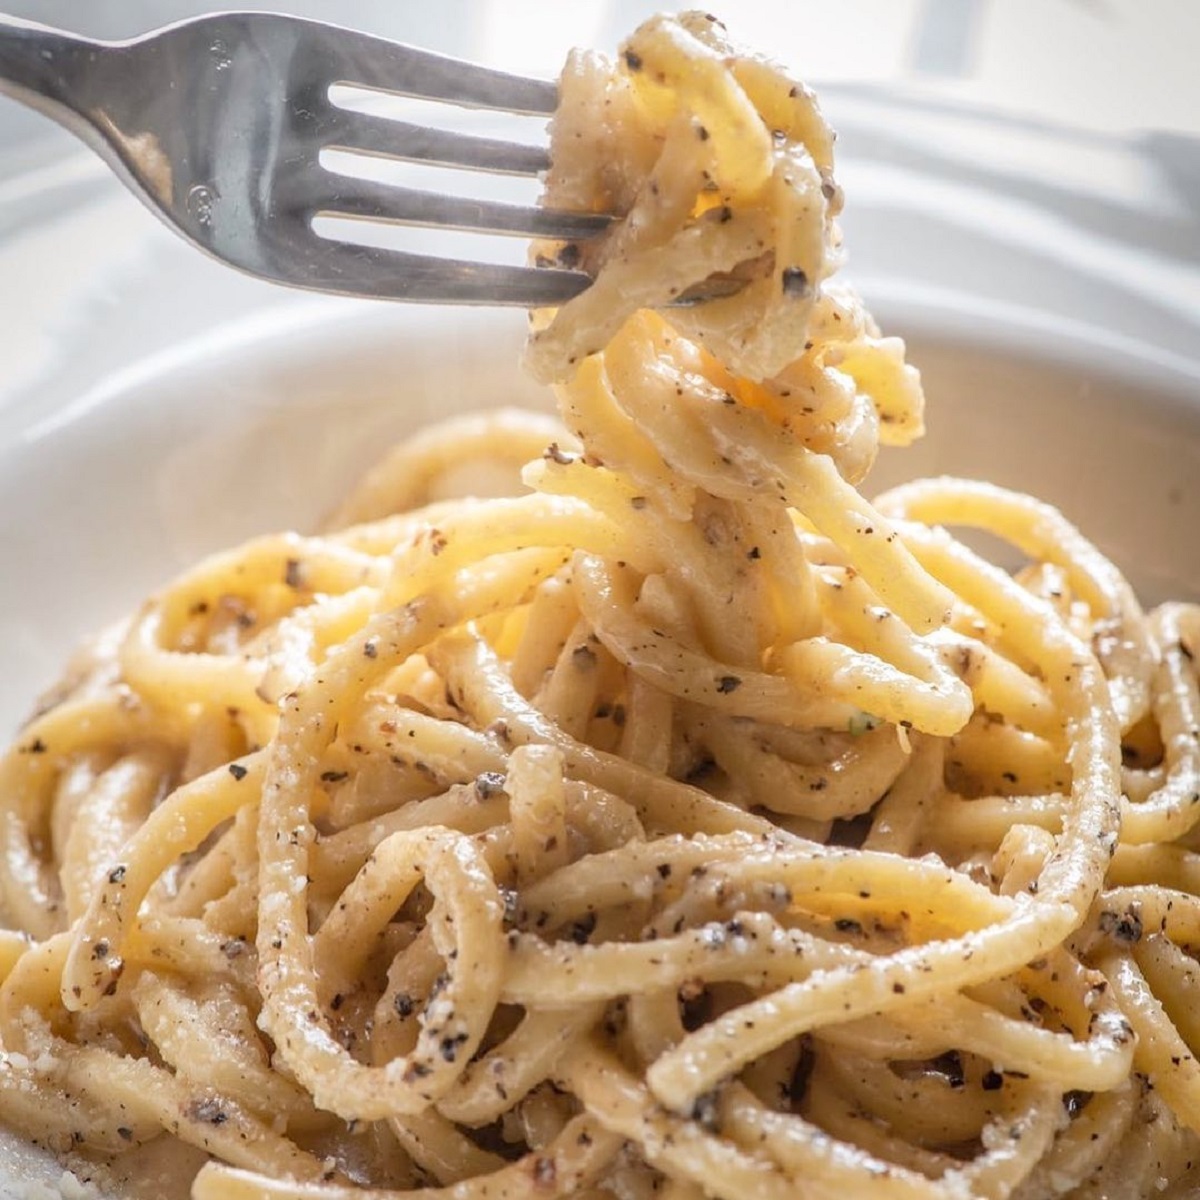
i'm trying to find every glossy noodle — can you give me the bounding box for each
[2,12,1199,1200]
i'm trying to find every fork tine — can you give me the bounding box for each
[325,109,550,176]
[297,240,588,305]
[315,175,612,240]
[310,23,558,114]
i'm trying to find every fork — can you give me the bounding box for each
[0,11,617,306]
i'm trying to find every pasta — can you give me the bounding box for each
[2,11,1199,1199]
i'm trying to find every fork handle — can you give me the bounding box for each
[0,15,104,129]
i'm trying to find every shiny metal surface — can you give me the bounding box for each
[0,10,612,305]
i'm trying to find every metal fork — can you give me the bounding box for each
[0,11,614,305]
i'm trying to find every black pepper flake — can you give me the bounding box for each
[715,675,742,694]
[623,49,643,71]
[363,639,378,659]
[235,600,258,627]
[21,738,47,755]
[283,558,304,589]
[320,770,349,784]
[1099,906,1143,944]
[92,940,110,961]
[330,993,345,1011]
[116,1126,133,1142]
[1063,1090,1093,1118]
[572,644,598,669]
[930,1051,965,1090]
[394,993,416,1019]
[696,124,710,141]
[439,1033,469,1063]
[981,1070,1004,1091]
[834,918,862,935]
[188,1098,228,1126]
[556,242,580,269]
[107,865,127,884]
[747,546,761,560]
[545,442,574,465]
[475,771,506,800]
[221,938,245,960]
[630,495,648,510]
[780,267,810,297]
[228,763,248,781]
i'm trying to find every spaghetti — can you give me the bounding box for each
[2,11,1199,1200]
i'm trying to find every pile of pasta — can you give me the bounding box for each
[3,12,1200,1200]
